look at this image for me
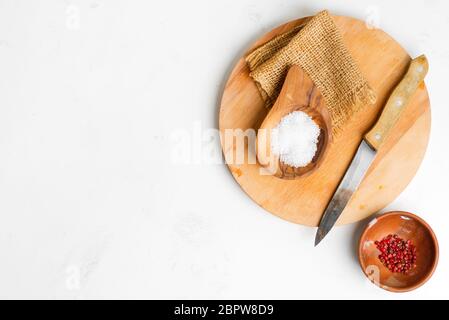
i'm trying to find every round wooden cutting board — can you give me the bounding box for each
[219,15,431,227]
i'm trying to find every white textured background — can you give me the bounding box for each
[0,0,448,299]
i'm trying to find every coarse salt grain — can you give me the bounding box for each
[271,111,320,168]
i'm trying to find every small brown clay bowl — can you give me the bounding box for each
[256,65,332,179]
[358,211,438,292]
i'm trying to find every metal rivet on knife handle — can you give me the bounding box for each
[364,55,429,151]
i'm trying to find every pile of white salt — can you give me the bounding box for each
[271,111,320,168]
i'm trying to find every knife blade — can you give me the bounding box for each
[315,54,429,246]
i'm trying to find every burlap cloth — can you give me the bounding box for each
[246,10,376,134]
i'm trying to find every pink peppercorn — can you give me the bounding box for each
[375,234,417,274]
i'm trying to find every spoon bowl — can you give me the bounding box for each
[256,65,332,179]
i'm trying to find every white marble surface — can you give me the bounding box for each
[0,0,448,299]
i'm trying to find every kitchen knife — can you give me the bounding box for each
[315,55,429,246]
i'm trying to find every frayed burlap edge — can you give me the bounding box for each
[245,10,376,135]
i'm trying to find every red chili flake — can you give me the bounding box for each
[375,234,417,274]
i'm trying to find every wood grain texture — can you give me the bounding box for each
[365,55,429,150]
[256,65,332,179]
[358,211,438,292]
[219,15,431,227]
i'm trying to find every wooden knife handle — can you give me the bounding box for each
[365,55,428,150]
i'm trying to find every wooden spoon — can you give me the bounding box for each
[256,65,332,179]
